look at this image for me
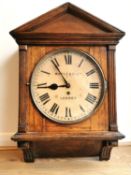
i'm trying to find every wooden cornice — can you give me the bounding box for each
[10,2,125,45]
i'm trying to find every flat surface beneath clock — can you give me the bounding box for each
[0,145,131,175]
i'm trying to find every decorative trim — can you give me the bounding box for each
[10,3,125,34]
[1,141,131,150]
[107,45,118,131]
[11,131,124,142]
[13,33,123,45]
[18,141,34,162]
[18,45,28,132]
[99,141,113,160]
[10,2,125,45]
[19,45,27,51]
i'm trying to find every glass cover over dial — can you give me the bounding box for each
[30,48,106,124]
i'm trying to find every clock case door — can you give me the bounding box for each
[10,3,125,162]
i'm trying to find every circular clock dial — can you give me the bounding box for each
[30,48,106,124]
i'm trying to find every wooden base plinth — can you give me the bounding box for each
[12,131,124,162]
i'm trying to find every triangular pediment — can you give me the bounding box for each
[10,3,125,45]
[28,13,107,34]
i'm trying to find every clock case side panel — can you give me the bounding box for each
[18,45,28,133]
[107,45,118,132]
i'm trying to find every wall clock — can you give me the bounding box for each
[10,3,125,162]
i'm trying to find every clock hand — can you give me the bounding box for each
[37,83,69,90]
[51,60,70,88]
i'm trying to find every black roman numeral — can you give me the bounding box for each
[39,93,50,105]
[79,105,85,112]
[65,107,72,117]
[41,71,50,75]
[90,83,99,89]
[78,59,84,67]
[64,55,72,64]
[85,93,96,104]
[51,58,59,67]
[50,103,59,114]
[86,69,96,77]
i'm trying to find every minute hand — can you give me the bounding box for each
[51,60,70,88]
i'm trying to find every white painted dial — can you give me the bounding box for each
[30,48,106,124]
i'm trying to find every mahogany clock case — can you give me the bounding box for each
[10,3,125,162]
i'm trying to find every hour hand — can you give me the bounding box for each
[37,83,70,90]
